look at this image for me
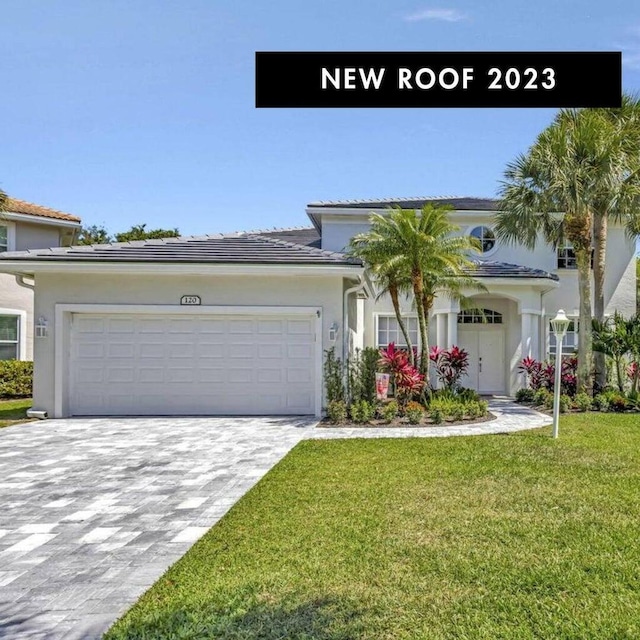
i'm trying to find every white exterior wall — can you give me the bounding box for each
[32,272,347,416]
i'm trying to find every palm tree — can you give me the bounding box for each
[497,101,640,393]
[0,188,7,212]
[496,110,598,393]
[350,204,481,374]
[349,227,415,362]
[589,97,640,389]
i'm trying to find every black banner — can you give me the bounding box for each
[255,52,622,108]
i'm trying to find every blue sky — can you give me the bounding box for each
[2,0,640,236]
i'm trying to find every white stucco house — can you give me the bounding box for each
[0,196,635,418]
[0,198,81,361]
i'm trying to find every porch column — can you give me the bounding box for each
[521,312,533,387]
[436,313,446,349]
[447,311,458,348]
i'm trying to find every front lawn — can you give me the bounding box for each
[0,398,32,428]
[106,414,640,639]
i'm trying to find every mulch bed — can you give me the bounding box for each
[318,412,497,428]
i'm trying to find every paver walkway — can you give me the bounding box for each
[0,399,549,639]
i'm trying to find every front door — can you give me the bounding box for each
[458,329,505,394]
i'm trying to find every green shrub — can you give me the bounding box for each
[573,392,592,412]
[327,400,347,424]
[559,394,571,413]
[609,394,628,412]
[592,394,610,412]
[381,400,398,423]
[324,348,345,404]
[0,361,33,398]
[430,408,443,424]
[515,388,535,403]
[533,388,551,407]
[347,347,379,404]
[451,402,465,422]
[405,401,424,425]
[543,393,555,411]
[349,400,376,424]
[457,388,481,403]
[476,400,489,418]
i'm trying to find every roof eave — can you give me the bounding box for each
[0,260,364,277]
[2,211,82,229]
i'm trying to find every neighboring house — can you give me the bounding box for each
[0,196,635,418]
[0,198,81,361]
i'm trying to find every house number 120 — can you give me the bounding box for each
[180,295,201,305]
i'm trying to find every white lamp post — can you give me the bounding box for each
[551,309,571,438]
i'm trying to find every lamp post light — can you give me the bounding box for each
[551,309,571,439]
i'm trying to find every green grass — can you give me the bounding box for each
[0,398,32,428]
[106,414,640,639]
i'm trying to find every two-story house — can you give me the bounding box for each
[0,196,634,418]
[0,198,81,360]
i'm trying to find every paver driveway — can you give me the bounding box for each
[0,416,315,640]
[0,400,549,639]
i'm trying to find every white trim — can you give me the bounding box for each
[520,308,542,316]
[54,304,323,418]
[373,312,420,348]
[1,211,81,229]
[0,308,27,360]
[0,261,362,277]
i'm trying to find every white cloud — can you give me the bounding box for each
[403,8,468,23]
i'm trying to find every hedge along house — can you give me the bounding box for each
[0,196,635,418]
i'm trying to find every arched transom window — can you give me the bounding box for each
[458,308,503,324]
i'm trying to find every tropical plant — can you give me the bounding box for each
[350,204,482,373]
[405,401,424,424]
[114,224,180,242]
[592,312,633,392]
[378,343,425,407]
[429,345,470,390]
[495,105,640,393]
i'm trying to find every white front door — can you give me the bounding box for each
[458,329,505,394]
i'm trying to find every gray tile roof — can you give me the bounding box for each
[0,230,359,266]
[308,196,500,210]
[470,260,559,281]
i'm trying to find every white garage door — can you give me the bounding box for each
[69,313,317,416]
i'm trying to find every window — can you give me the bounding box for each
[470,226,496,253]
[0,316,19,360]
[458,308,503,324]
[377,316,419,348]
[0,226,7,253]
[557,242,594,269]
[549,320,578,356]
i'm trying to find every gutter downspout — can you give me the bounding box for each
[15,274,35,291]
[343,275,366,371]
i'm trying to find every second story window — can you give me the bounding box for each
[557,242,594,269]
[469,226,496,254]
[0,226,7,252]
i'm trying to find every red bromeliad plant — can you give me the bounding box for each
[378,343,426,407]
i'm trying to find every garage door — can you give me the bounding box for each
[69,313,317,416]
